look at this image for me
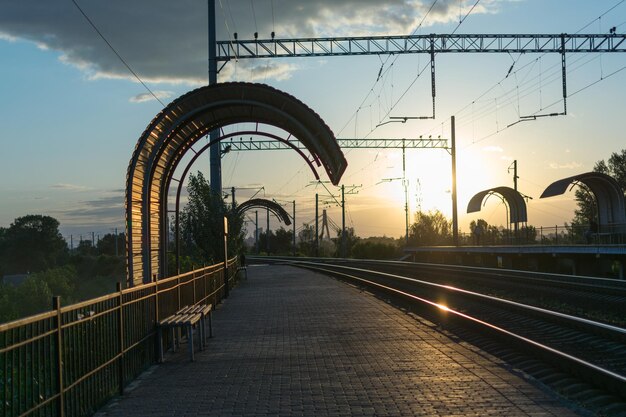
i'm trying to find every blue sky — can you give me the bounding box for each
[1,0,625,242]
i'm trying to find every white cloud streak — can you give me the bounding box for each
[51,183,91,192]
[129,90,174,103]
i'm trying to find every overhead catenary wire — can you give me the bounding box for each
[356,0,482,139]
[447,1,626,144]
[336,0,440,137]
[69,0,165,106]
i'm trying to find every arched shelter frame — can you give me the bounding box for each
[467,186,528,226]
[168,129,317,276]
[235,199,292,225]
[540,172,626,230]
[126,82,347,286]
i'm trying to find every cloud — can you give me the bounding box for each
[56,194,124,224]
[0,0,499,85]
[129,90,174,103]
[0,32,17,42]
[548,161,582,170]
[51,183,91,192]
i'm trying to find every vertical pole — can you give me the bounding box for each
[561,34,567,115]
[70,235,73,252]
[513,160,519,238]
[341,185,346,258]
[266,207,270,254]
[92,231,95,249]
[223,216,229,298]
[116,282,124,395]
[53,296,64,417]
[555,225,558,244]
[512,160,518,192]
[451,116,459,246]
[208,0,221,198]
[255,210,259,254]
[403,140,409,245]
[231,186,235,209]
[292,200,296,256]
[315,193,319,257]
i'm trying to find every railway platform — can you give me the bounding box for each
[95,264,588,417]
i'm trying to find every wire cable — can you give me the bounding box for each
[69,0,165,106]
[336,0,440,136]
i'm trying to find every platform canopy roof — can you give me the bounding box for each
[236,199,292,225]
[125,82,346,285]
[467,186,528,224]
[540,172,626,225]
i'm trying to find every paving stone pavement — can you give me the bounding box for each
[96,264,590,417]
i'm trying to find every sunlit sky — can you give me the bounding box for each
[1,0,625,243]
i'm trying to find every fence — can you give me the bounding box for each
[0,258,239,417]
[459,223,626,246]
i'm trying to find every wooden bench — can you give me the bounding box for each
[157,303,213,362]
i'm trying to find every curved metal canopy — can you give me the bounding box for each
[540,172,626,225]
[125,82,347,285]
[236,199,292,226]
[467,186,528,224]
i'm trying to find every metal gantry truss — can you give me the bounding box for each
[211,30,624,245]
[220,137,449,152]
[217,33,626,60]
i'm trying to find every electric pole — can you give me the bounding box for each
[451,116,458,246]
[266,207,270,254]
[402,140,409,245]
[255,210,259,254]
[341,185,346,258]
[292,200,296,256]
[315,193,319,256]
[509,160,519,236]
[208,0,221,198]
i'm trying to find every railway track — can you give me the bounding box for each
[285,258,626,326]
[255,257,626,406]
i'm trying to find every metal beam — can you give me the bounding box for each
[220,138,449,151]
[217,33,626,60]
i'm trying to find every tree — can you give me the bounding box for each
[332,227,359,257]
[408,210,452,246]
[298,223,316,256]
[573,149,626,226]
[177,172,245,266]
[259,227,293,254]
[97,232,125,256]
[469,219,489,245]
[77,239,97,256]
[14,277,52,318]
[0,215,68,274]
[351,239,399,259]
[0,227,6,276]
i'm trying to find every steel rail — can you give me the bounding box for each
[266,258,626,398]
[290,260,626,336]
[290,257,626,291]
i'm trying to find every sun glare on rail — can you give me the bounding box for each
[436,303,450,312]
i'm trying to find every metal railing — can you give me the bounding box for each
[459,223,626,246]
[0,258,239,417]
